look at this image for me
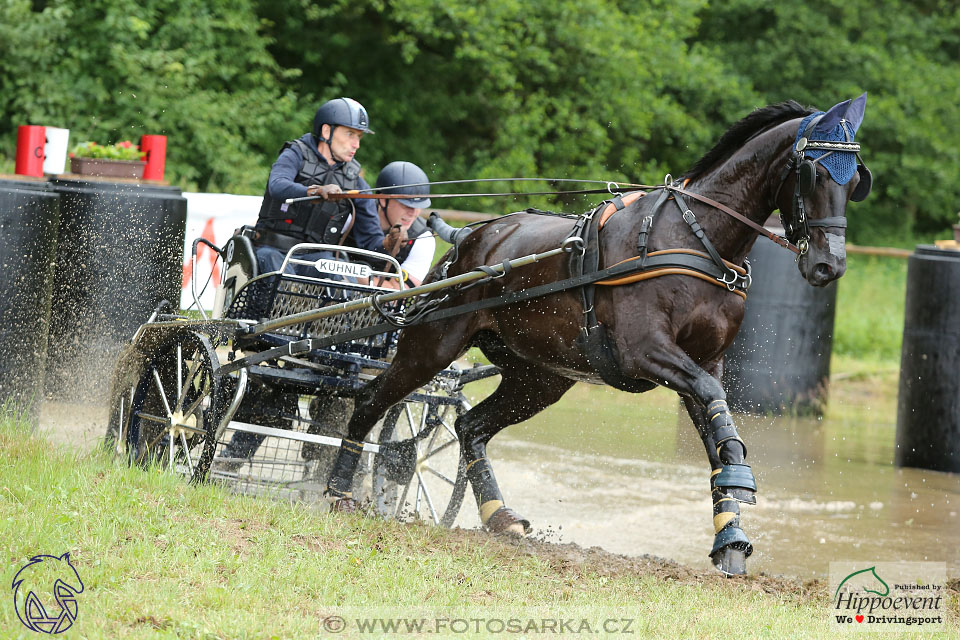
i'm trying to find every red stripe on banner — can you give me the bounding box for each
[182,218,221,289]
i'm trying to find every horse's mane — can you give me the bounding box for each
[683,101,815,179]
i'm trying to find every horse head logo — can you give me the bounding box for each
[834,566,890,599]
[11,552,84,634]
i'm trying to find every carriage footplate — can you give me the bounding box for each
[708,400,756,504]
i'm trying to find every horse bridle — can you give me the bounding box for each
[775,115,873,255]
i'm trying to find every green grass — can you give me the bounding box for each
[5,415,955,639]
[833,253,908,362]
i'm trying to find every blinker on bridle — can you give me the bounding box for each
[775,116,873,256]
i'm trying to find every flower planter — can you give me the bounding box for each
[70,157,146,179]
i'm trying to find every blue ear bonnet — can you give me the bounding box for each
[793,93,867,185]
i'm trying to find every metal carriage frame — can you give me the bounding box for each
[106,230,503,526]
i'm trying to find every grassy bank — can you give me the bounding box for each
[4,416,955,639]
[833,253,909,362]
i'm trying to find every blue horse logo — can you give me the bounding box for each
[11,553,84,634]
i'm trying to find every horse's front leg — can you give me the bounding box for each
[680,386,755,576]
[630,344,756,575]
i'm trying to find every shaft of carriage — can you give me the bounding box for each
[243,243,575,339]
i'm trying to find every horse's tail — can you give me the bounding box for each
[428,212,473,247]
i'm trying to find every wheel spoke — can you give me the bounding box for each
[136,412,171,426]
[423,466,456,486]
[424,417,442,451]
[179,431,194,471]
[416,471,440,524]
[419,437,457,462]
[152,367,174,418]
[168,428,176,472]
[403,403,421,455]
[176,358,201,414]
[395,474,413,519]
[179,378,209,420]
[440,418,457,439]
[176,344,183,410]
[138,429,168,465]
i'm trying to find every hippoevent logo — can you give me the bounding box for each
[830,562,946,632]
[11,553,85,634]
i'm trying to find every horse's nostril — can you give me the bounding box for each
[815,263,834,280]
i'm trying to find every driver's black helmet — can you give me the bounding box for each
[376,161,431,209]
[313,97,374,139]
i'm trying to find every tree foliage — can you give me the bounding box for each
[0,0,301,192]
[1,0,957,239]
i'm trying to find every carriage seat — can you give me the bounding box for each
[212,231,258,320]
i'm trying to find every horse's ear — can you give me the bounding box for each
[843,93,867,134]
[815,93,867,137]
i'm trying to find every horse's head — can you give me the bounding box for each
[776,93,872,287]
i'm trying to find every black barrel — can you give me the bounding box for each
[895,245,960,473]
[45,178,186,402]
[723,236,837,415]
[0,177,61,421]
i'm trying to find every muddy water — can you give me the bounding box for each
[38,373,958,580]
[469,383,959,579]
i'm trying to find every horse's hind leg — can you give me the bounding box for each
[632,345,756,575]
[324,325,469,507]
[456,342,575,535]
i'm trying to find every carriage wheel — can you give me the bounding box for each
[372,394,468,527]
[121,332,223,483]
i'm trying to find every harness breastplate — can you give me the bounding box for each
[256,139,362,244]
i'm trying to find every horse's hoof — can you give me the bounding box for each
[711,546,747,576]
[485,507,531,536]
[710,526,752,576]
[329,497,358,513]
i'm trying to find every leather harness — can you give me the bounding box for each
[567,182,752,391]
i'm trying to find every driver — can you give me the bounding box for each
[366,161,436,289]
[252,97,401,276]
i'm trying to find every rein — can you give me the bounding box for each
[294,175,804,257]
[666,184,802,255]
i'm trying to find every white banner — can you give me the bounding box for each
[180,192,262,310]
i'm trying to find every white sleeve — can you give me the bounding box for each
[400,230,436,283]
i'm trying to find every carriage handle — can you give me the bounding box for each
[189,237,224,320]
[278,243,406,288]
[244,243,574,338]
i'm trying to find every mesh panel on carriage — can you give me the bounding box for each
[224,273,402,360]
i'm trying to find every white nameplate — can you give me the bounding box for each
[314,259,370,278]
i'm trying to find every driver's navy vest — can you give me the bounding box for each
[256,138,361,244]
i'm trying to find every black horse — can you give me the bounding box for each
[325,95,871,574]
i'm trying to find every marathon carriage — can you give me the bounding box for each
[107,95,871,575]
[106,224,501,526]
